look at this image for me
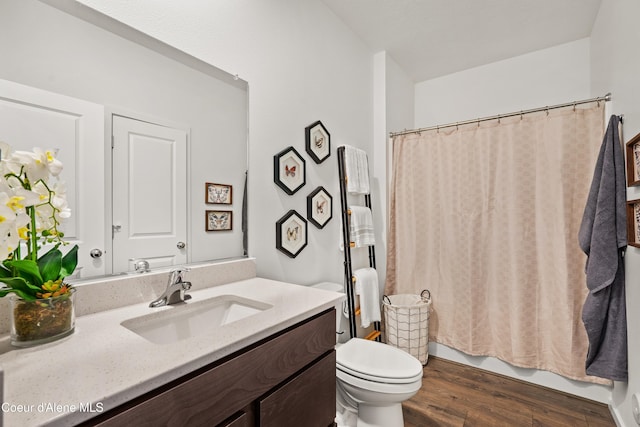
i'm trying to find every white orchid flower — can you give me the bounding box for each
[10,150,48,184]
[0,232,18,261]
[5,188,41,213]
[6,148,61,184]
[31,180,53,203]
[35,147,63,177]
[0,194,17,235]
[0,208,30,259]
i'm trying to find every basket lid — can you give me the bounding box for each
[336,338,423,380]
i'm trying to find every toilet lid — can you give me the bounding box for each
[336,338,423,382]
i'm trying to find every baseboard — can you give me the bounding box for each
[429,343,612,403]
[609,402,625,427]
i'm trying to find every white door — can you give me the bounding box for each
[112,115,188,274]
[0,79,105,278]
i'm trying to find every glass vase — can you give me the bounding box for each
[10,288,76,347]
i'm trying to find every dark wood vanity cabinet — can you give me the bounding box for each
[81,309,336,427]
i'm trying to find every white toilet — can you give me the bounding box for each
[313,282,424,427]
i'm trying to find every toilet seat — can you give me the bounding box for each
[336,368,423,395]
[336,338,423,384]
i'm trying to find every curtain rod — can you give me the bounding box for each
[389,93,612,138]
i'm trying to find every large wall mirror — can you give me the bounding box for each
[0,0,248,279]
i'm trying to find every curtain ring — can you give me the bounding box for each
[573,102,576,112]
[520,111,523,120]
[497,115,501,124]
[546,107,549,116]
[437,125,439,133]
[477,119,480,128]
[456,122,459,131]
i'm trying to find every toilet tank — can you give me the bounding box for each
[311,282,347,343]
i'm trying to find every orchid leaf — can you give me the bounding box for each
[60,245,78,279]
[3,259,43,287]
[0,277,40,300]
[0,288,36,301]
[0,264,12,278]
[38,247,62,282]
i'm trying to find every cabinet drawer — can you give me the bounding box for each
[260,351,336,427]
[217,411,249,427]
[84,309,335,426]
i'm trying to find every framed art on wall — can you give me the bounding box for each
[305,120,330,164]
[273,146,306,195]
[206,210,232,231]
[275,210,308,258]
[627,199,640,248]
[626,132,640,187]
[206,182,232,204]
[307,186,332,229]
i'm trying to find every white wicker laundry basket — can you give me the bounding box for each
[382,290,431,365]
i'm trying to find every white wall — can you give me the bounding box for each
[415,38,593,128]
[372,52,414,294]
[591,0,640,424]
[73,0,375,287]
[413,38,612,404]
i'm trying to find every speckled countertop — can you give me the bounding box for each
[0,268,343,426]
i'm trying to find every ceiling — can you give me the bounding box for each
[321,0,603,83]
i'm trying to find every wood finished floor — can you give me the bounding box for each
[402,357,615,427]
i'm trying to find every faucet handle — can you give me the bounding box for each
[169,267,190,284]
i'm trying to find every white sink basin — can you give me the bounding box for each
[121,295,273,345]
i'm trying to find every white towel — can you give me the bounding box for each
[349,206,375,247]
[342,145,370,194]
[353,267,381,328]
[339,206,375,250]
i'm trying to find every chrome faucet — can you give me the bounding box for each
[149,267,192,308]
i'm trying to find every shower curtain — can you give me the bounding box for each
[385,104,608,383]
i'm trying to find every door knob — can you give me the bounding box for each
[177,242,186,249]
[90,249,103,258]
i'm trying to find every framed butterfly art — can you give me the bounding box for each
[205,182,232,204]
[273,146,306,195]
[305,120,330,164]
[206,210,232,231]
[275,210,308,258]
[307,186,332,229]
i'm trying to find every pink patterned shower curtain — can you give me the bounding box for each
[385,104,608,383]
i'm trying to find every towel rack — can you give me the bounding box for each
[337,146,381,341]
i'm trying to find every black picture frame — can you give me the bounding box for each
[307,186,332,229]
[305,120,330,164]
[273,146,306,195]
[275,210,308,258]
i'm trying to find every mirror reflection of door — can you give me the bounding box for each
[0,79,105,278]
[112,115,188,274]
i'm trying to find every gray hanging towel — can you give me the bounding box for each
[578,114,627,382]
